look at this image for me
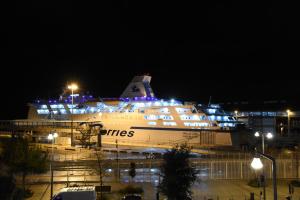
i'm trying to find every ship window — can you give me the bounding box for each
[37,109,49,114]
[67,104,77,109]
[40,105,48,109]
[70,109,80,114]
[163,122,177,126]
[162,102,169,106]
[184,122,209,127]
[154,101,162,106]
[207,109,216,114]
[209,115,216,121]
[60,109,67,114]
[148,121,157,125]
[88,107,96,113]
[50,104,64,109]
[159,115,174,120]
[180,115,201,120]
[176,108,189,113]
[144,115,158,120]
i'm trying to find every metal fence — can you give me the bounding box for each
[48,149,300,180]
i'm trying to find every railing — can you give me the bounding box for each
[0,120,102,131]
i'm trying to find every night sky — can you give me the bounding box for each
[1,1,299,119]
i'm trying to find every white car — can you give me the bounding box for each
[52,186,97,200]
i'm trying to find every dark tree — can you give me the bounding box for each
[159,144,197,200]
[1,138,48,195]
[129,162,136,181]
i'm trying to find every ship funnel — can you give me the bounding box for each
[121,75,155,98]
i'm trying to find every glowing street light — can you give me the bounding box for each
[254,131,273,200]
[48,132,58,200]
[254,131,273,154]
[67,83,78,147]
[251,152,277,200]
[68,83,78,91]
[287,109,291,137]
[251,157,263,170]
[266,132,273,139]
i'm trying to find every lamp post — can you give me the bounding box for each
[48,132,58,200]
[254,132,273,154]
[287,109,291,137]
[251,152,277,200]
[234,110,238,120]
[254,131,273,200]
[68,83,78,147]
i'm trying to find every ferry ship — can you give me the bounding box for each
[27,75,237,148]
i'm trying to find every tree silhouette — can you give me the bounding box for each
[1,138,48,195]
[159,144,197,200]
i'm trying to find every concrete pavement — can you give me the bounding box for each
[26,180,300,200]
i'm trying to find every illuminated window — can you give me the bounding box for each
[70,109,79,114]
[163,122,177,126]
[184,122,208,127]
[144,115,158,120]
[176,108,189,113]
[221,123,234,127]
[37,109,49,114]
[199,115,206,120]
[67,104,77,109]
[209,115,215,121]
[191,115,200,120]
[159,115,174,120]
[162,102,169,106]
[60,109,67,114]
[180,115,200,120]
[89,107,96,113]
[50,104,64,109]
[148,121,157,125]
[154,101,161,106]
[79,109,85,114]
[207,109,216,114]
[41,105,48,109]
[133,102,145,107]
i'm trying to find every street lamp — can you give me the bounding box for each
[68,83,78,147]
[48,132,58,200]
[251,157,263,170]
[254,131,273,154]
[254,131,273,200]
[251,152,277,200]
[287,109,291,137]
[234,110,238,121]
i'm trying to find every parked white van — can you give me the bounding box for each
[52,186,97,200]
